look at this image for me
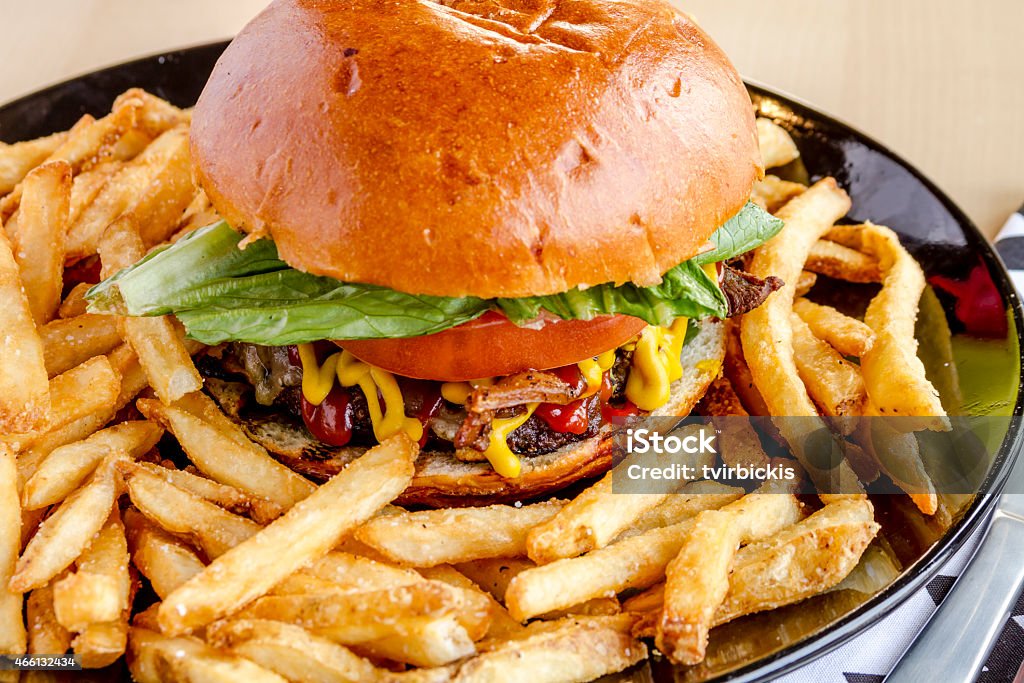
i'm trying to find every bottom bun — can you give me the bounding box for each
[205,320,725,507]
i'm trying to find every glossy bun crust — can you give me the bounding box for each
[191,0,762,298]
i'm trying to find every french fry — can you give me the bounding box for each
[121,461,262,558]
[0,451,25,658]
[73,616,129,669]
[126,628,204,683]
[124,509,206,599]
[505,490,741,622]
[630,499,879,637]
[417,565,524,640]
[142,628,287,683]
[68,163,119,227]
[130,462,284,524]
[175,189,220,238]
[722,320,770,416]
[697,375,748,416]
[739,179,864,496]
[29,355,119,445]
[23,420,161,510]
[302,551,423,593]
[791,313,866,417]
[356,616,475,668]
[0,221,49,433]
[0,130,67,195]
[751,175,805,213]
[806,238,882,283]
[267,570,494,644]
[10,454,120,592]
[67,126,191,257]
[40,314,123,377]
[98,216,201,404]
[449,619,646,683]
[58,282,93,319]
[538,597,621,621]
[656,488,803,664]
[26,583,70,655]
[242,585,475,648]
[715,498,878,623]
[715,415,771,470]
[356,500,565,567]
[619,480,744,537]
[205,619,381,683]
[793,298,875,356]
[794,269,817,296]
[12,161,71,325]
[756,118,800,169]
[526,471,670,564]
[857,406,938,515]
[113,89,191,137]
[455,558,535,603]
[49,102,140,173]
[832,223,948,430]
[7,354,121,462]
[13,403,117,497]
[157,435,417,636]
[138,394,314,510]
[1,103,139,218]
[106,344,149,413]
[52,509,130,631]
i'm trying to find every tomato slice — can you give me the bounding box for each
[337,312,646,381]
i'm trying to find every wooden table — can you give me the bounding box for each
[2,0,1021,238]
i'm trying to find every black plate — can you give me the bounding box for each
[3,44,1021,682]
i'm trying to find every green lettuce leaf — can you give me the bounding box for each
[692,201,784,265]
[85,203,782,346]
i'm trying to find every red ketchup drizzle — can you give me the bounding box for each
[399,379,444,447]
[536,364,605,434]
[599,372,639,422]
[301,385,355,447]
[290,344,356,447]
[535,398,591,434]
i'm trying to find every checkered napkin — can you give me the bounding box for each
[777,205,1024,683]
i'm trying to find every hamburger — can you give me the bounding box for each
[87,0,783,506]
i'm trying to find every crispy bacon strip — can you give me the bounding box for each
[454,371,578,451]
[466,371,578,413]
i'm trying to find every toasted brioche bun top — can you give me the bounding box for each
[191,0,761,298]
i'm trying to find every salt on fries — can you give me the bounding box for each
[0,93,957,679]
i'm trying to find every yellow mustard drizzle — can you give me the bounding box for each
[298,312,698,475]
[440,378,493,406]
[296,344,423,443]
[484,403,539,478]
[577,349,617,395]
[624,318,689,411]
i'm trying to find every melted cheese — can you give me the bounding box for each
[297,344,422,443]
[484,403,539,478]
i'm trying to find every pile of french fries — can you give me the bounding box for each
[0,93,945,681]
